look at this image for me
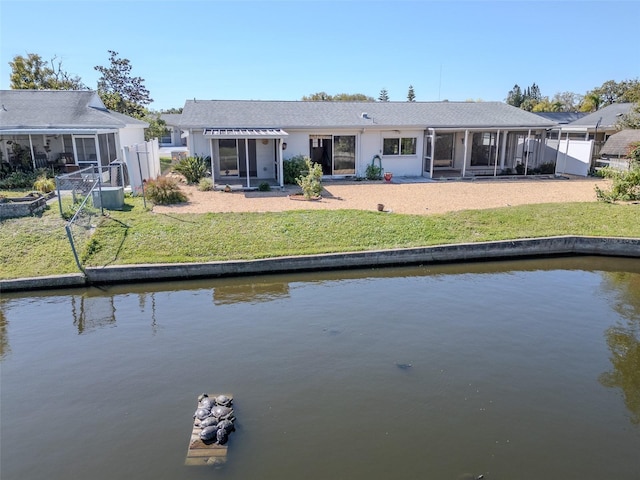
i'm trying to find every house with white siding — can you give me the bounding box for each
[177,99,559,188]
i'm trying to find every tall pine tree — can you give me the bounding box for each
[407,85,416,102]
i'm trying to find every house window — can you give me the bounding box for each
[383,137,417,156]
[471,132,497,166]
[74,137,98,163]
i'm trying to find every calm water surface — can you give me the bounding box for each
[1,257,640,480]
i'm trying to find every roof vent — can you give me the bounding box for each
[361,112,370,119]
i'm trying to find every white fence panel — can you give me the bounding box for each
[123,139,161,195]
[555,139,593,177]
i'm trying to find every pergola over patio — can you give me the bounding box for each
[203,128,288,188]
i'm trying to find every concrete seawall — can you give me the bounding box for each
[2,236,639,293]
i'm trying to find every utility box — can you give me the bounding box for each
[92,186,125,210]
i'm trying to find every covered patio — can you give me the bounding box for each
[203,128,288,189]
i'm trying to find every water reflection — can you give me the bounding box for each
[0,309,9,359]
[213,280,290,305]
[599,272,640,425]
[2,256,640,480]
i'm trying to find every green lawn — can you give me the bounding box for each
[1,196,638,280]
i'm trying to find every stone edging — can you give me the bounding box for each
[1,236,639,293]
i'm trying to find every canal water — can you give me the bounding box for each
[1,256,639,480]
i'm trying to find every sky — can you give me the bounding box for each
[1,0,638,112]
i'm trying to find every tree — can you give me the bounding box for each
[407,85,415,102]
[582,79,640,110]
[301,91,333,101]
[332,93,375,102]
[301,92,374,101]
[9,53,86,90]
[618,103,640,130]
[94,50,152,118]
[506,84,523,108]
[532,97,563,112]
[551,91,583,112]
[378,88,389,102]
[142,110,168,142]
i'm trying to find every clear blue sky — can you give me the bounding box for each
[1,0,638,111]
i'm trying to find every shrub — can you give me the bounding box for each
[145,176,188,205]
[174,155,209,184]
[595,165,640,202]
[258,182,271,192]
[296,157,323,199]
[365,163,383,180]
[33,175,56,193]
[197,177,213,191]
[534,162,555,175]
[283,155,308,184]
[0,171,38,189]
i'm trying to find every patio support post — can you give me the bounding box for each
[209,138,215,186]
[245,138,250,188]
[494,130,501,176]
[278,139,284,188]
[461,129,469,177]
[500,130,507,170]
[429,128,435,179]
[94,134,101,167]
[28,134,36,169]
[524,129,531,175]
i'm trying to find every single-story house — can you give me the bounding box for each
[0,90,148,174]
[177,100,559,187]
[598,129,640,171]
[159,113,186,147]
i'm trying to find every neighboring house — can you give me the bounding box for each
[598,129,640,171]
[178,100,558,187]
[556,103,635,174]
[159,113,186,147]
[0,90,148,173]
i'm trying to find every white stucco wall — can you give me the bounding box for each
[283,128,426,178]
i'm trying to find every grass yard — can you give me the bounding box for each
[1,196,637,280]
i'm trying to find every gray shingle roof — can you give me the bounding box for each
[534,112,588,124]
[178,100,557,130]
[565,103,634,129]
[0,90,148,130]
[160,113,182,126]
[600,129,640,157]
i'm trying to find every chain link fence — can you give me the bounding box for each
[55,163,127,272]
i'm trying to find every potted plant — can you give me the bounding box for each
[384,171,393,182]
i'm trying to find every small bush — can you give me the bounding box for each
[283,155,307,184]
[145,176,188,205]
[296,157,323,199]
[174,155,209,184]
[258,182,271,191]
[0,171,37,189]
[365,163,383,180]
[197,177,214,191]
[534,162,555,175]
[595,165,640,202]
[33,175,56,193]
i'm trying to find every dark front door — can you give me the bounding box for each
[310,136,332,175]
